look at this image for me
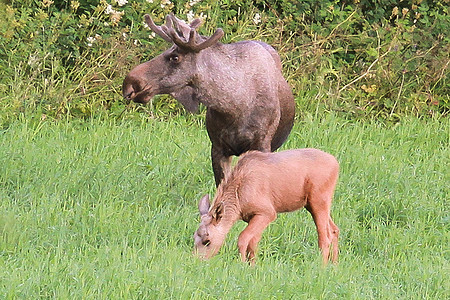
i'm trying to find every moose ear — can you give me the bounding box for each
[170,87,200,113]
[198,194,210,216]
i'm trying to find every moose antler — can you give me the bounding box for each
[144,14,172,43]
[169,14,201,36]
[144,14,223,52]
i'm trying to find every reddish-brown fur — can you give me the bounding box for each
[193,148,340,264]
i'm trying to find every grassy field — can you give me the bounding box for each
[0,114,448,299]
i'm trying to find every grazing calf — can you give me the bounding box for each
[193,149,340,264]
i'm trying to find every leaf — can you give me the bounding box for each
[366,48,378,58]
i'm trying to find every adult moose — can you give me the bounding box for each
[122,14,295,185]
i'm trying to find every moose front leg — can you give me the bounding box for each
[211,146,232,186]
[237,213,276,264]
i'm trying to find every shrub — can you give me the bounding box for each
[0,0,448,124]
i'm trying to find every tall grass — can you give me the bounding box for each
[0,114,448,298]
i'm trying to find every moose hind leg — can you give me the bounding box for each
[306,199,333,264]
[329,218,339,263]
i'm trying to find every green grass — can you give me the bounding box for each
[0,114,448,299]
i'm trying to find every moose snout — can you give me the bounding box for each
[122,76,138,100]
[122,77,135,101]
[122,76,153,104]
[123,90,134,102]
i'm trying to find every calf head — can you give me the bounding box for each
[193,194,226,259]
[122,14,224,112]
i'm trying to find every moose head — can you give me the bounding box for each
[123,14,295,185]
[122,14,223,112]
[193,194,231,259]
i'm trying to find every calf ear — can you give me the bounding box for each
[198,194,210,215]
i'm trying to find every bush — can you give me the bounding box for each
[0,0,448,124]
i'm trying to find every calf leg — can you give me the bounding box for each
[329,218,339,263]
[306,197,334,265]
[237,214,276,264]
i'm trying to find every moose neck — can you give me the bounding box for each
[193,45,248,114]
[220,204,241,231]
[212,181,242,236]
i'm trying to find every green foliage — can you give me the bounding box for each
[0,116,448,298]
[0,0,448,124]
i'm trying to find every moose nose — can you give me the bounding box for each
[123,91,134,101]
[122,78,136,101]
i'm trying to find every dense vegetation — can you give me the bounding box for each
[0,0,448,125]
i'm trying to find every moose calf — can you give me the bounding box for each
[193,149,340,264]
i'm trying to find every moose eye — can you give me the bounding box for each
[169,55,180,62]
